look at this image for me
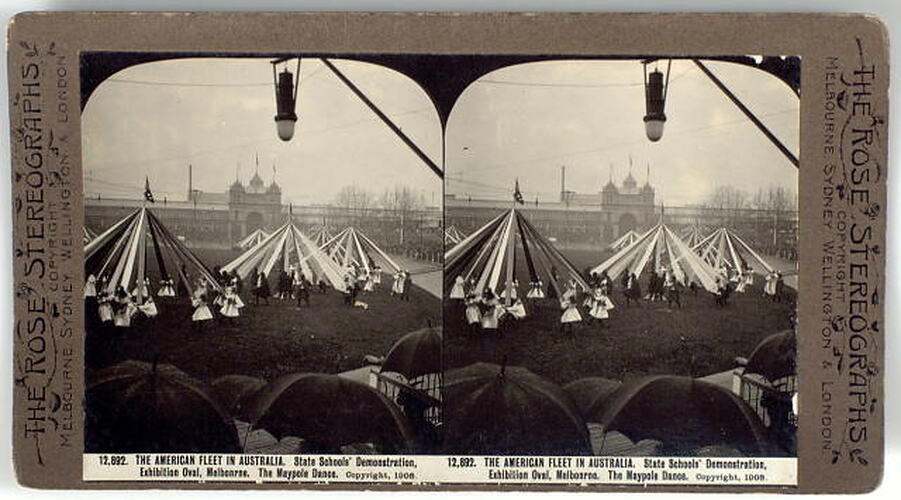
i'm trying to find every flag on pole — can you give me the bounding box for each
[513,179,524,205]
[144,177,155,203]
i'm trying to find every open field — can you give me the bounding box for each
[86,247,440,384]
[445,248,797,385]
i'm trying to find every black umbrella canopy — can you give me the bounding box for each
[444,362,592,455]
[562,377,622,419]
[210,374,268,417]
[242,373,415,453]
[592,375,780,457]
[381,327,442,380]
[745,330,797,383]
[86,360,241,453]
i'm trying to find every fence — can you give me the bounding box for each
[375,371,442,426]
[732,367,797,454]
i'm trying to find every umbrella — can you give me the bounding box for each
[745,330,796,383]
[381,327,442,379]
[443,362,591,455]
[242,373,415,453]
[85,360,241,453]
[562,377,622,419]
[210,374,267,416]
[591,375,779,457]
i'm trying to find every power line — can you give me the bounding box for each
[107,78,271,88]
[475,67,692,89]
[106,62,330,89]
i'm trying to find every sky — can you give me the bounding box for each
[82,57,443,206]
[83,57,798,208]
[444,59,799,206]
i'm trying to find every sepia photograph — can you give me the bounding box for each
[443,57,800,457]
[6,10,892,491]
[81,55,443,455]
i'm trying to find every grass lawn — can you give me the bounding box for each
[86,246,440,384]
[444,248,796,385]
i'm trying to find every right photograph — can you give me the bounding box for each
[442,57,799,457]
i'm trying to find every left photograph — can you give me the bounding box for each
[81,55,443,455]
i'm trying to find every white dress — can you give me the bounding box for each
[83,275,97,298]
[158,280,176,297]
[137,298,158,318]
[561,288,582,323]
[114,301,137,327]
[98,299,114,323]
[450,277,466,299]
[506,300,527,319]
[193,302,213,321]
[219,292,240,318]
[192,290,213,321]
[561,299,582,324]
[589,292,614,320]
[527,282,546,299]
[480,299,501,329]
[465,298,481,324]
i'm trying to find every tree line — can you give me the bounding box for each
[333,184,434,218]
[705,184,797,213]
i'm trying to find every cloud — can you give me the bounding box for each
[83,57,442,205]
[446,59,798,206]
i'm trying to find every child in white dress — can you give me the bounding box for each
[560,287,582,333]
[588,287,614,325]
[158,278,176,297]
[480,290,501,332]
[219,284,241,321]
[191,283,214,330]
[97,292,114,323]
[83,274,97,298]
[449,275,466,299]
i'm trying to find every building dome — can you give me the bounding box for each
[229,179,245,193]
[602,180,619,193]
[620,171,639,195]
[267,180,281,194]
[247,172,266,194]
[641,182,654,194]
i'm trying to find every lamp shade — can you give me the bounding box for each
[276,118,296,142]
[644,116,666,142]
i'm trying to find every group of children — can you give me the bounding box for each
[250,267,330,307]
[390,269,412,301]
[712,265,761,306]
[619,268,685,308]
[85,268,250,332]
[451,274,616,335]
[85,258,408,333]
[561,276,616,333]
[342,263,384,307]
[84,274,166,329]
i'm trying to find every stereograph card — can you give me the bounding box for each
[6,11,887,492]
